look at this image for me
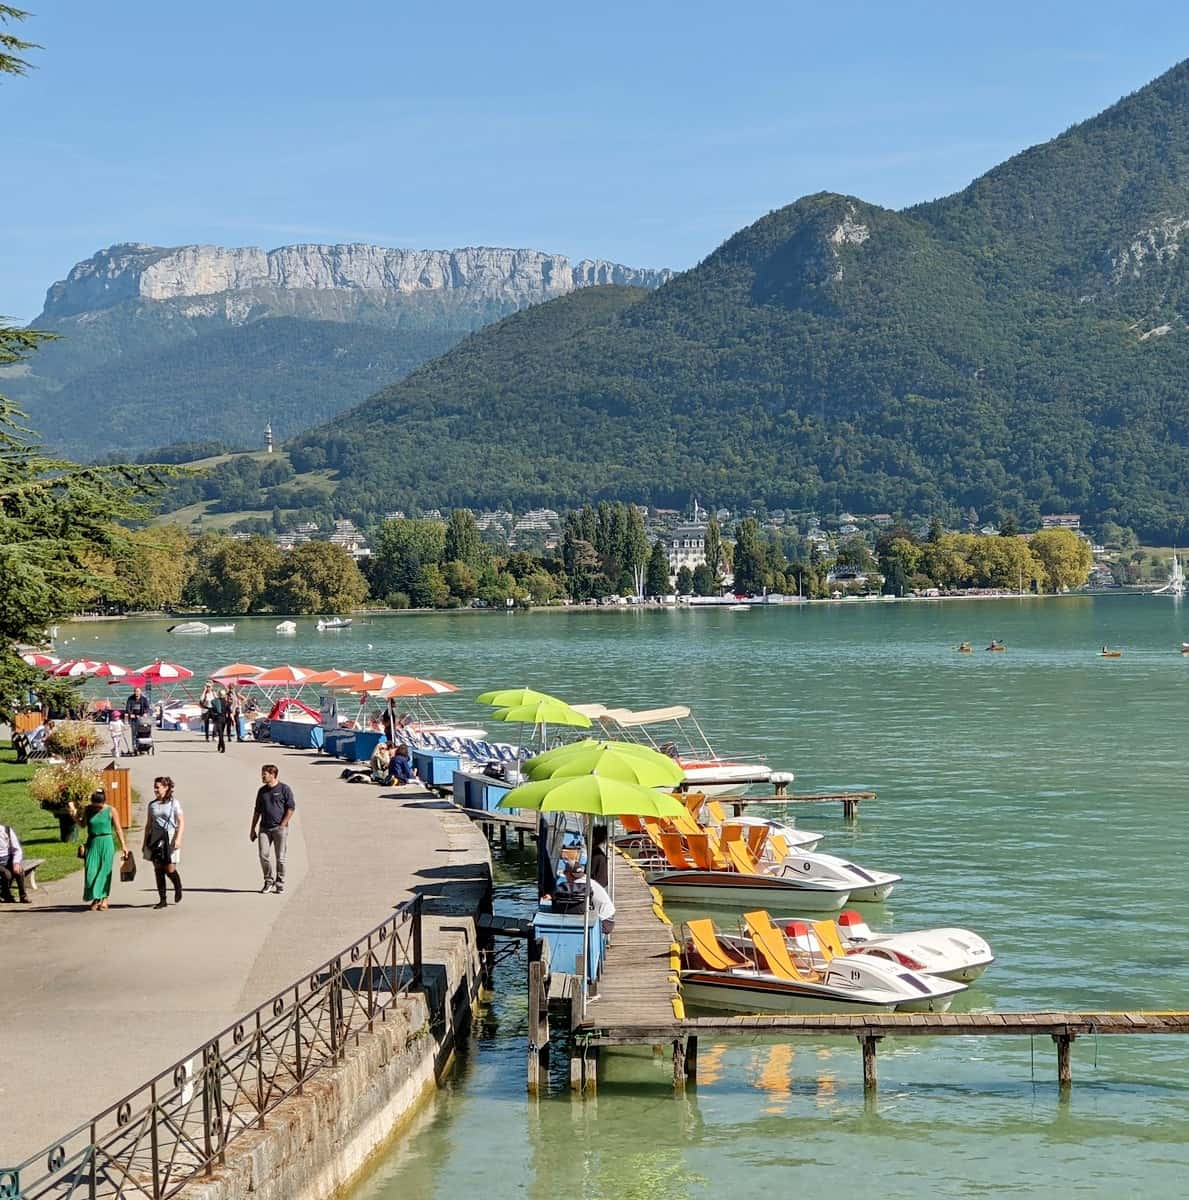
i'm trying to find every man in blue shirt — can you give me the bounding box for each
[250,765,295,894]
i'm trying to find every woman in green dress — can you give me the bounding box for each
[80,789,129,911]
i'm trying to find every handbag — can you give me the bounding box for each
[120,850,137,882]
[77,842,87,859]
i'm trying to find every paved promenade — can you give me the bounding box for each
[0,730,491,1162]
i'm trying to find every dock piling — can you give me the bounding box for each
[672,1039,686,1091]
[860,1034,882,1093]
[685,1035,698,1082]
[1053,1033,1075,1090]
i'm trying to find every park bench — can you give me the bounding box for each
[21,858,45,891]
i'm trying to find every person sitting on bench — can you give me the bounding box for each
[0,824,31,903]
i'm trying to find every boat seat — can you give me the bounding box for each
[725,839,762,876]
[745,824,770,860]
[658,831,695,871]
[718,822,744,845]
[811,920,848,962]
[619,814,645,835]
[706,799,729,825]
[669,808,705,838]
[769,832,791,860]
[683,832,725,872]
[744,910,820,983]
[682,791,707,817]
[686,919,750,971]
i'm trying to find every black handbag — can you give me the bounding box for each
[120,851,137,882]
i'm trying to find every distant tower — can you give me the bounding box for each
[265,422,274,454]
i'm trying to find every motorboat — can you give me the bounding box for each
[784,910,995,983]
[985,640,1005,652]
[208,623,236,634]
[596,704,779,797]
[1099,647,1123,658]
[680,913,966,1014]
[957,641,972,653]
[727,603,750,612]
[276,621,297,635]
[167,621,210,636]
[1182,642,1189,655]
[316,617,352,631]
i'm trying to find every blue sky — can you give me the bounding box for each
[3,1,1185,320]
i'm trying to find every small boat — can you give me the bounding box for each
[693,803,823,853]
[208,623,236,634]
[985,640,1005,652]
[727,603,750,612]
[316,617,353,631]
[1182,643,1189,655]
[275,621,297,635]
[749,836,899,902]
[680,913,966,1014]
[167,621,211,636]
[787,910,995,983]
[1099,646,1123,658]
[957,641,972,653]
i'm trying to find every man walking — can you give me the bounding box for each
[125,686,152,755]
[250,764,294,894]
[209,689,227,753]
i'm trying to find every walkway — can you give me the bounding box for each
[0,730,491,1162]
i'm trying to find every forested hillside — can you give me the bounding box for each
[292,60,1189,539]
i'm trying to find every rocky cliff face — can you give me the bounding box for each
[40,242,673,320]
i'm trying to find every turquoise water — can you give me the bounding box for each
[82,596,1189,1197]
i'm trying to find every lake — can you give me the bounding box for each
[80,595,1189,1197]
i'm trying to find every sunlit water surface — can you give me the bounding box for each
[84,596,1189,1197]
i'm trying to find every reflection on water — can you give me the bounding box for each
[84,599,1189,1198]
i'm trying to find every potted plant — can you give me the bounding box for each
[45,720,104,764]
[29,763,104,841]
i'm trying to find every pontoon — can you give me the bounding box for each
[167,621,210,636]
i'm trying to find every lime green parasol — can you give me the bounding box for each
[524,740,685,788]
[498,774,685,818]
[476,687,562,707]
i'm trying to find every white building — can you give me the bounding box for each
[666,524,707,576]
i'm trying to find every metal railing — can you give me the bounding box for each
[2,896,423,1200]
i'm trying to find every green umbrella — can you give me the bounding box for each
[476,687,562,707]
[489,699,592,728]
[524,740,685,788]
[498,774,686,818]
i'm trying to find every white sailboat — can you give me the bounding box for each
[1153,552,1185,597]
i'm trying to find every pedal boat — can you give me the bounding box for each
[691,797,823,853]
[785,910,995,983]
[680,913,966,1014]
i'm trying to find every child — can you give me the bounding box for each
[108,710,128,757]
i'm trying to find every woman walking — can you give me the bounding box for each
[199,680,216,742]
[143,776,185,909]
[80,788,129,911]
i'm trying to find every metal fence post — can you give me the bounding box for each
[255,1011,265,1128]
[329,959,343,1063]
[294,984,304,1095]
[366,933,375,1030]
[149,1082,162,1200]
[413,895,423,991]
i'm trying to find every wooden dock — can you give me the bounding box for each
[720,790,876,820]
[458,804,538,849]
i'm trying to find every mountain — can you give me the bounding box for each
[3,243,673,458]
[291,60,1189,539]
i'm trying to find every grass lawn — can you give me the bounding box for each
[0,742,84,884]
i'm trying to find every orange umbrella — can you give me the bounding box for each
[211,662,264,681]
[375,676,459,697]
[303,668,353,685]
[252,665,316,686]
[327,671,387,691]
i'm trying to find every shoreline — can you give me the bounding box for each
[77,587,1155,625]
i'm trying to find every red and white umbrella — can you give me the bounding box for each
[49,659,101,677]
[332,672,397,693]
[137,661,194,683]
[92,662,133,678]
[21,652,60,668]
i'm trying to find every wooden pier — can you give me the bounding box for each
[459,804,538,849]
[720,789,876,821]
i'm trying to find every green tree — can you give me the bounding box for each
[371,518,446,599]
[691,563,714,596]
[444,508,487,571]
[731,517,766,595]
[704,516,724,588]
[624,505,650,595]
[675,565,693,594]
[119,525,195,610]
[998,514,1020,538]
[442,559,479,602]
[191,536,282,613]
[525,570,559,605]
[645,540,670,596]
[270,542,369,613]
[1029,529,1093,592]
[409,563,450,608]
[0,5,36,77]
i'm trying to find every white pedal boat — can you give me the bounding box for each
[785,910,994,983]
[681,913,966,1014]
[693,806,823,852]
[767,846,900,903]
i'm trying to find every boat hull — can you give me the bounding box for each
[681,972,898,1014]
[651,871,850,914]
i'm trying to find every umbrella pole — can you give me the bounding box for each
[581,813,591,1020]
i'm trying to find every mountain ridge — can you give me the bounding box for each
[289,59,1189,539]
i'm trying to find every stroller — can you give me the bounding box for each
[133,719,155,756]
